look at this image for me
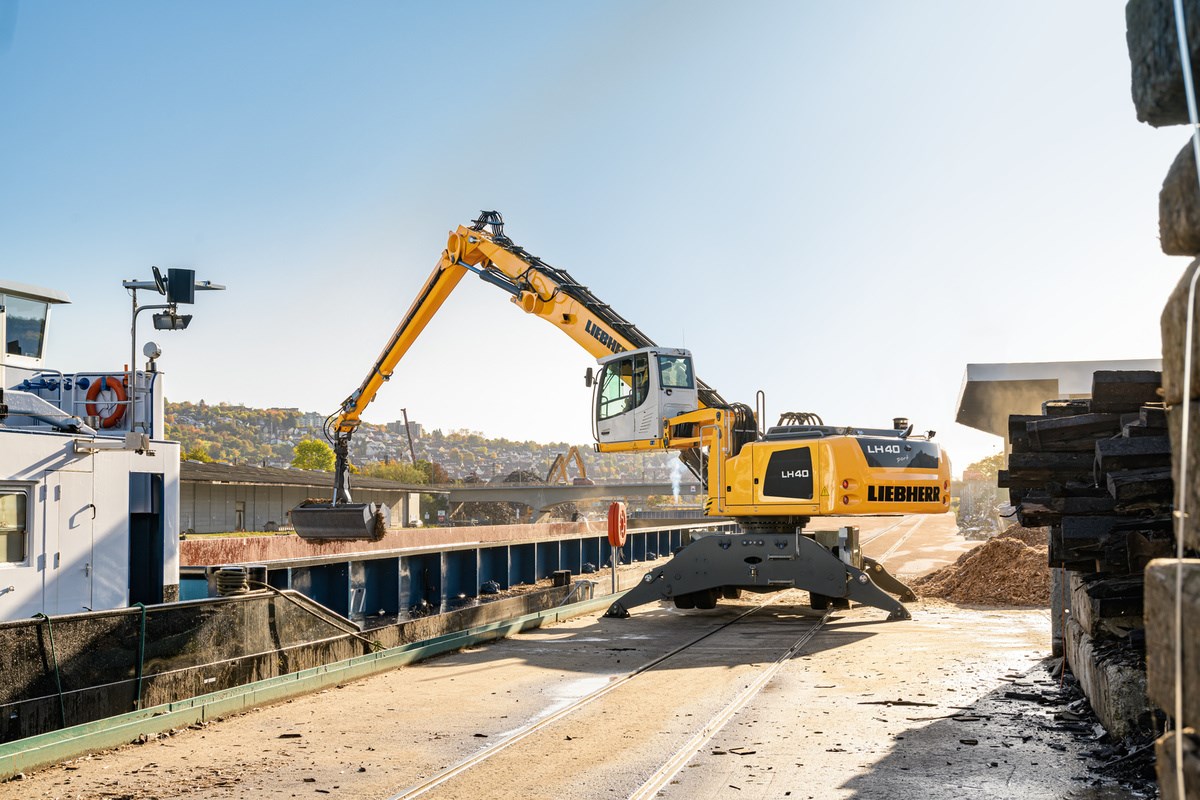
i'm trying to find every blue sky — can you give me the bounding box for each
[0,2,1186,473]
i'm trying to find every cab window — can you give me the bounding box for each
[657,354,694,389]
[0,490,28,565]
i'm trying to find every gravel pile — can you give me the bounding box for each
[911,525,1051,606]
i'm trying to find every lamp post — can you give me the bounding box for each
[122,268,225,435]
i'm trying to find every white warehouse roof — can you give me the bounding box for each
[955,358,1163,439]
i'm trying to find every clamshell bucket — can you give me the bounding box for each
[291,500,390,541]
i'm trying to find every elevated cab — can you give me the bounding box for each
[593,346,698,446]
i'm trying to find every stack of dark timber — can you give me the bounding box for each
[1126,3,1200,795]
[999,370,1172,741]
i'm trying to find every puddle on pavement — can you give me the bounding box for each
[497,676,612,736]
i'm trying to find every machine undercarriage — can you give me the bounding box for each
[603,524,915,621]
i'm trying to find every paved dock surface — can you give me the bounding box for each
[7,516,1122,800]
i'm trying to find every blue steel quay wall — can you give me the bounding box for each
[180,520,735,620]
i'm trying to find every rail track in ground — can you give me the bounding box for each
[387,518,924,798]
[861,515,926,561]
[387,595,830,800]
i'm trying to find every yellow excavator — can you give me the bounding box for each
[291,212,951,620]
[545,446,593,485]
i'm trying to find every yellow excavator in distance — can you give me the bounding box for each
[545,446,593,486]
[290,212,951,620]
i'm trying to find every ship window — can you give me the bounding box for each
[3,295,49,359]
[657,354,694,389]
[0,490,28,565]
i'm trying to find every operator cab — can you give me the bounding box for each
[592,346,698,445]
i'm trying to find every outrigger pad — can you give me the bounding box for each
[861,555,917,603]
[607,532,911,621]
[603,602,630,619]
[291,501,389,541]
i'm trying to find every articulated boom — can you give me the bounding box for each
[294,211,722,540]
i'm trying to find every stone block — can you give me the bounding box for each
[1162,141,1200,255]
[1145,559,1200,727]
[1128,0,1200,126]
[1065,616,1152,738]
[1156,728,1200,800]
[1167,404,1200,552]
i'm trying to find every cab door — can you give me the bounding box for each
[595,351,656,444]
[654,350,698,422]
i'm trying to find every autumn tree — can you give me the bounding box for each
[361,459,450,485]
[415,459,450,484]
[963,452,1005,481]
[361,461,427,484]
[183,445,213,463]
[292,438,335,471]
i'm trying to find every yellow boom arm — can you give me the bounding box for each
[333,211,724,437]
[322,211,717,505]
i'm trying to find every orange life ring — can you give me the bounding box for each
[85,375,127,428]
[607,501,627,548]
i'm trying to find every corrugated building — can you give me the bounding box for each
[180,461,428,533]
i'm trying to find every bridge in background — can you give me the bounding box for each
[439,481,704,520]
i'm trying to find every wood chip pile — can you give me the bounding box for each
[911,525,1050,606]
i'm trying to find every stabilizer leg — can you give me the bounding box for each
[861,555,917,602]
[603,533,910,621]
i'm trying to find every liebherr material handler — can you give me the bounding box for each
[291,212,951,620]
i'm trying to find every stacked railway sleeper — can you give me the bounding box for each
[998,369,1172,742]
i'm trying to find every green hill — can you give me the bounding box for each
[164,400,682,484]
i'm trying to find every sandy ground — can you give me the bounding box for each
[4,514,1124,800]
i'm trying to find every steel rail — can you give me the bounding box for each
[386,598,808,800]
[858,515,914,546]
[629,610,831,800]
[873,515,926,562]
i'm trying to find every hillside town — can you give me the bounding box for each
[165,400,681,482]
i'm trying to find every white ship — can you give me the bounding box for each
[0,278,185,620]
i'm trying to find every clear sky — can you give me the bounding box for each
[0,2,1186,474]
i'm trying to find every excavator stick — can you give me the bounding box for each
[291,500,390,541]
[603,529,911,621]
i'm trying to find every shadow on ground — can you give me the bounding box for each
[838,659,1157,800]
[418,600,883,679]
